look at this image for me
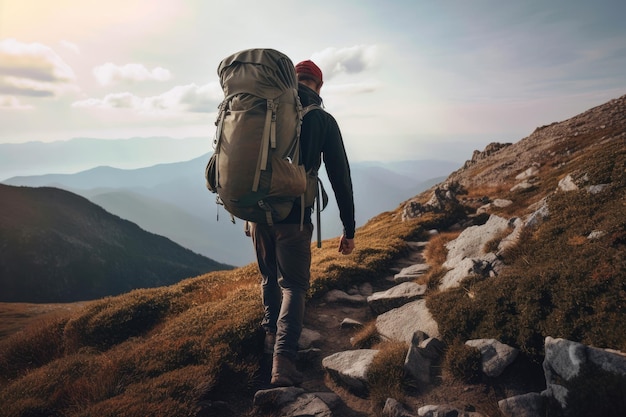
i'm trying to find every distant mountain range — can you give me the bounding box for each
[0,184,231,303]
[0,136,209,179]
[3,152,459,266]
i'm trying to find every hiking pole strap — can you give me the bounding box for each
[316,180,322,248]
[300,194,305,232]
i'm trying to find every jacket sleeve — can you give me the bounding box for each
[320,114,356,239]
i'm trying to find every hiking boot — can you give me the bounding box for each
[263,332,276,355]
[271,354,303,387]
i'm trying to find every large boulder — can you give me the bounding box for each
[543,337,626,410]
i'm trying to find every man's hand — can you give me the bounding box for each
[338,235,355,255]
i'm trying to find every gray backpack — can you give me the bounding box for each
[206,48,324,226]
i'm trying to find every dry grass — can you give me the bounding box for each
[420,231,459,290]
[423,231,460,266]
[483,225,514,253]
[441,342,482,384]
[350,322,380,349]
[366,341,409,414]
[464,184,512,202]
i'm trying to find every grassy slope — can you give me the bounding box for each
[429,137,626,358]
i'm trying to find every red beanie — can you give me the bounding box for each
[295,60,323,85]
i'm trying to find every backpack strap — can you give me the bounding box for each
[253,98,275,192]
[213,95,237,192]
[299,103,327,247]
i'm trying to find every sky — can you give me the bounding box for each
[1,0,625,164]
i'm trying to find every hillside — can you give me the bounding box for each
[0,93,624,416]
[0,185,232,303]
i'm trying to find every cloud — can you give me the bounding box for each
[325,82,378,95]
[72,82,223,115]
[93,63,172,86]
[0,38,76,97]
[60,40,80,54]
[311,45,378,80]
[0,95,33,110]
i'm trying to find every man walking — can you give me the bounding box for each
[249,59,356,387]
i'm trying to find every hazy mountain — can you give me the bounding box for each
[0,184,232,303]
[3,156,458,266]
[0,136,209,180]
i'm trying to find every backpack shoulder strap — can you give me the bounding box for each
[302,103,323,117]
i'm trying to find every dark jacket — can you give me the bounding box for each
[280,83,356,239]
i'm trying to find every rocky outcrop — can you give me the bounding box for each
[401,182,464,220]
[462,142,512,169]
[449,94,626,190]
[542,337,626,410]
[497,337,626,417]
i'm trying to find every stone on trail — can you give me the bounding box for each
[324,289,367,305]
[322,349,379,393]
[367,282,427,314]
[376,299,440,342]
[393,263,430,283]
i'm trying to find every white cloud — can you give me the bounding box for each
[72,81,223,115]
[93,63,172,86]
[325,82,378,95]
[311,45,379,80]
[0,38,76,97]
[0,95,33,110]
[60,40,80,54]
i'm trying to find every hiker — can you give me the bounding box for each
[249,59,356,387]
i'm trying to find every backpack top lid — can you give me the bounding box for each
[217,48,298,99]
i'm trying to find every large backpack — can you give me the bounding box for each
[206,48,326,227]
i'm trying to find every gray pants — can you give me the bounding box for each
[250,222,313,360]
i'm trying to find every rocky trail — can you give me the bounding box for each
[250,239,507,417]
[297,242,429,415]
